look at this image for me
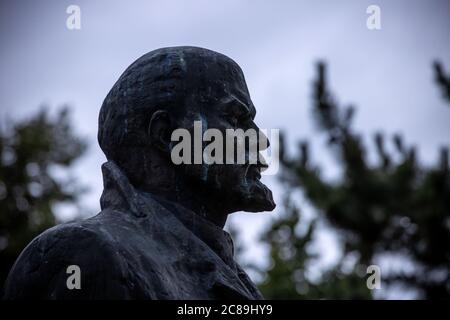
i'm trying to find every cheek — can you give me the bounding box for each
[215,165,248,188]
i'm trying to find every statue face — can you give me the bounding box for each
[172,65,276,214]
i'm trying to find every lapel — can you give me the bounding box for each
[145,194,262,299]
[209,262,262,300]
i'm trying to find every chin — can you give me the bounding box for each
[194,164,276,213]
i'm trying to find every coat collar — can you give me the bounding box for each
[99,161,263,299]
[100,161,235,266]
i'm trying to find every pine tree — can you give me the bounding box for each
[259,62,450,299]
[0,107,87,293]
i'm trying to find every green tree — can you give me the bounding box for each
[0,107,87,293]
[259,62,450,299]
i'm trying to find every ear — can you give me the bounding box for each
[147,110,172,153]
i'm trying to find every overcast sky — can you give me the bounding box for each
[1,0,450,292]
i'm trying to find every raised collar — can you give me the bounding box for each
[99,161,236,269]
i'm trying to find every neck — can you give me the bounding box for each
[150,183,229,228]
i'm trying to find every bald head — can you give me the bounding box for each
[98,46,251,162]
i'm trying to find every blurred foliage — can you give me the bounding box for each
[257,196,371,299]
[434,61,450,102]
[0,107,87,293]
[255,61,450,299]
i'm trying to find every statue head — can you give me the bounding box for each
[98,46,275,225]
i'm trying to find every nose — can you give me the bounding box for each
[251,122,270,170]
[250,122,270,150]
[259,130,270,150]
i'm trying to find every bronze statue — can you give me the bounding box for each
[4,46,275,299]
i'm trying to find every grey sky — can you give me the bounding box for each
[1,0,450,290]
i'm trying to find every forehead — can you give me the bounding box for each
[179,48,256,117]
[197,68,256,118]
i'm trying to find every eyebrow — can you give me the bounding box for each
[220,93,256,119]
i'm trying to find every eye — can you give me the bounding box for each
[224,111,239,127]
[223,104,250,127]
[230,115,238,127]
[239,114,252,124]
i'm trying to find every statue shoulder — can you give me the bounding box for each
[3,212,131,299]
